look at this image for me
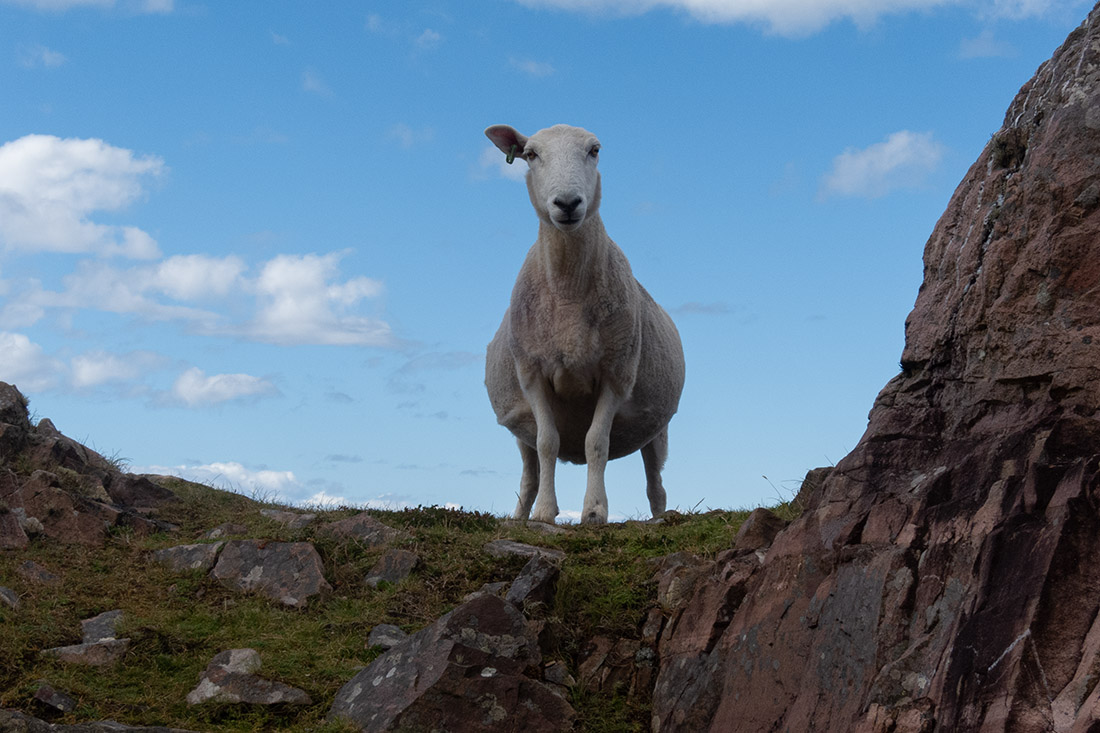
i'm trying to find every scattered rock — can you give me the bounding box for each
[329,594,575,732]
[0,506,29,549]
[34,681,77,713]
[366,624,408,650]
[483,539,565,562]
[41,639,130,667]
[186,649,311,706]
[321,513,407,546]
[17,560,60,586]
[153,542,224,573]
[201,522,247,540]
[105,474,179,513]
[364,548,419,588]
[732,507,788,550]
[0,585,19,610]
[505,553,560,610]
[210,540,331,608]
[81,610,124,644]
[543,660,576,694]
[577,637,653,698]
[259,509,316,530]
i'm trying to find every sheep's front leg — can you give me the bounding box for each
[641,427,668,518]
[514,439,539,520]
[582,386,624,524]
[519,373,560,524]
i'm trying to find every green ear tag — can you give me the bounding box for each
[506,144,517,165]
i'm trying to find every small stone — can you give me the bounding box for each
[41,638,130,667]
[17,560,60,585]
[0,585,20,610]
[202,522,248,540]
[82,609,124,643]
[33,680,77,712]
[321,513,408,546]
[733,507,789,550]
[210,540,331,608]
[366,624,409,650]
[483,539,565,562]
[505,553,561,610]
[187,648,312,706]
[462,581,510,602]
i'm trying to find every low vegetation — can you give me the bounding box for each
[0,477,799,732]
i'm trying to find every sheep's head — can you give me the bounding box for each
[485,124,602,233]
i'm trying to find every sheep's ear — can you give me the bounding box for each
[485,125,527,162]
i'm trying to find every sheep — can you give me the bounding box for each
[483,123,685,525]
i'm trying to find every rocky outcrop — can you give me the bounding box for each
[650,6,1100,731]
[209,540,331,608]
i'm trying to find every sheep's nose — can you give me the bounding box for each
[553,195,583,214]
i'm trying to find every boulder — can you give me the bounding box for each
[259,509,316,530]
[17,560,60,585]
[186,649,311,706]
[210,540,330,608]
[732,507,788,550]
[650,6,1100,731]
[364,548,419,588]
[104,474,179,512]
[153,543,224,573]
[329,594,575,732]
[321,513,407,546]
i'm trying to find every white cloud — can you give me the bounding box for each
[18,44,66,68]
[0,134,164,258]
[0,331,64,391]
[70,349,164,389]
[152,254,246,300]
[303,490,350,508]
[510,57,556,77]
[246,252,392,346]
[820,130,945,199]
[478,144,527,182]
[170,367,278,407]
[141,460,301,499]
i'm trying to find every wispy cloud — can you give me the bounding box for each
[17,43,66,68]
[0,134,165,258]
[389,123,435,149]
[2,0,172,12]
[510,56,555,77]
[672,301,732,316]
[139,460,301,499]
[959,28,1016,58]
[0,331,64,391]
[386,351,480,394]
[506,0,1071,35]
[819,130,945,199]
[302,68,333,97]
[478,144,527,182]
[415,28,442,48]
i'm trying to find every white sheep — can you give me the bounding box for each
[483,123,685,524]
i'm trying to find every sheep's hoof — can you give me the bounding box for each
[581,511,607,525]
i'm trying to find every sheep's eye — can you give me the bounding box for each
[589,146,600,159]
[525,150,538,162]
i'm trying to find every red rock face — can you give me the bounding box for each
[652,5,1100,731]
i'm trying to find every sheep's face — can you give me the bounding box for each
[486,124,602,234]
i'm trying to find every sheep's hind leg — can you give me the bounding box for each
[582,387,623,524]
[513,439,539,520]
[642,427,668,519]
[519,376,560,524]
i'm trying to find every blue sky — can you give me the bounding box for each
[0,0,1090,520]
